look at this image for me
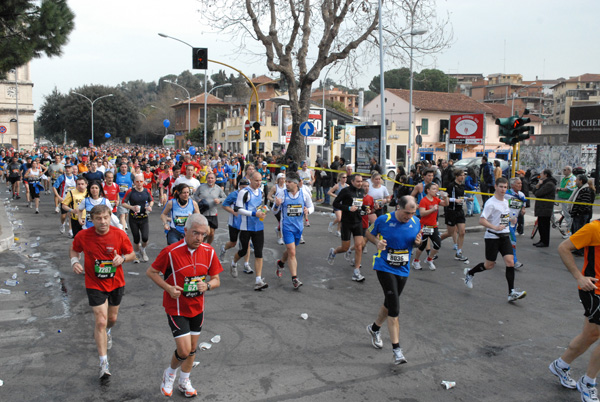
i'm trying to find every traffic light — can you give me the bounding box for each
[495,114,533,145]
[244,132,249,141]
[334,125,343,141]
[326,121,333,147]
[252,122,261,141]
[192,48,208,70]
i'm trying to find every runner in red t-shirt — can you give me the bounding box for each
[146,214,223,398]
[411,182,448,271]
[143,165,154,192]
[70,204,135,380]
[102,171,120,214]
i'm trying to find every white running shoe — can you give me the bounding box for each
[514,261,524,269]
[68,229,73,238]
[59,224,65,234]
[393,348,407,365]
[141,249,149,262]
[425,259,436,271]
[464,268,473,289]
[548,359,576,389]
[254,278,269,291]
[412,260,422,270]
[352,272,365,282]
[328,222,334,233]
[577,376,599,402]
[366,324,383,349]
[508,289,527,302]
[335,230,341,237]
[344,249,353,261]
[219,245,226,260]
[54,206,60,214]
[277,238,284,245]
[230,261,238,278]
[161,369,176,397]
[243,263,254,274]
[99,360,111,379]
[327,248,336,265]
[299,236,305,244]
[178,378,198,398]
[134,253,141,264]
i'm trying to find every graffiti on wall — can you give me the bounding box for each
[520,145,597,174]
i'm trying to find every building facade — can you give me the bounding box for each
[550,73,600,125]
[0,64,35,149]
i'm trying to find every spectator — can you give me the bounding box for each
[569,174,594,256]
[441,160,454,189]
[369,157,383,175]
[493,160,502,181]
[480,156,495,205]
[516,170,529,235]
[464,167,478,216]
[558,166,577,238]
[533,168,557,248]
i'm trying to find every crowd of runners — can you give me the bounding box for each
[2,144,600,401]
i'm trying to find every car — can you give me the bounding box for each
[453,157,510,178]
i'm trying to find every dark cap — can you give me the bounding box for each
[239,178,250,186]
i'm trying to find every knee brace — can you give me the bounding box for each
[189,349,196,356]
[174,350,187,361]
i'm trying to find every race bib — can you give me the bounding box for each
[119,184,129,192]
[508,198,524,209]
[109,199,116,207]
[66,186,76,192]
[386,249,410,267]
[302,178,310,185]
[422,226,435,235]
[287,204,302,217]
[94,260,116,279]
[183,275,205,298]
[174,215,188,226]
[500,213,510,226]
[352,198,363,207]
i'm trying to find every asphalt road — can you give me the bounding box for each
[0,191,590,402]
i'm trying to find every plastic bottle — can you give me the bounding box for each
[30,242,39,248]
[0,288,11,294]
[11,273,17,280]
[4,279,18,286]
[25,269,40,274]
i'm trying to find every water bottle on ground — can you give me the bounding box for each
[25,269,40,274]
[0,288,11,294]
[4,279,18,286]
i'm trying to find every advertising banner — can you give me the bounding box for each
[449,113,484,144]
[278,105,325,145]
[568,105,600,144]
[355,126,380,174]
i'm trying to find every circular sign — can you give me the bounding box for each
[0,126,6,134]
[415,134,423,146]
[299,121,315,137]
[455,120,478,136]
[244,120,251,132]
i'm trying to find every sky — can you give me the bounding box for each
[31,0,600,115]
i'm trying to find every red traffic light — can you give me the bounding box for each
[192,48,208,70]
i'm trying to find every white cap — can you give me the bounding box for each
[277,173,286,180]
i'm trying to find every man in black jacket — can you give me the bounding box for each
[480,156,495,205]
[328,173,367,282]
[569,174,594,256]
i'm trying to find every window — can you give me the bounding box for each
[259,86,267,92]
[421,118,429,135]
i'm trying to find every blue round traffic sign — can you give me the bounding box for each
[299,121,315,137]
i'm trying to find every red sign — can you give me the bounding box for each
[244,120,251,132]
[449,113,484,145]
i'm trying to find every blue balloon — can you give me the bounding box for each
[104,133,111,139]
[175,154,181,162]
[189,146,196,156]
[163,119,170,128]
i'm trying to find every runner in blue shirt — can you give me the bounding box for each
[273,172,314,290]
[220,178,252,276]
[365,195,422,365]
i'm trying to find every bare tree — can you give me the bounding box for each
[199,0,452,162]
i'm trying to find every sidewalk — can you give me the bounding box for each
[0,201,15,253]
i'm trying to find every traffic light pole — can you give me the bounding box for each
[511,144,517,178]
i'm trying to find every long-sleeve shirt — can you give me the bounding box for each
[193,184,226,217]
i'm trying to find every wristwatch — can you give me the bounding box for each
[206,282,211,291]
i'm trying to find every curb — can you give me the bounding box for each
[0,202,15,253]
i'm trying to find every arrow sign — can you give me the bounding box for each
[244,120,251,132]
[299,121,315,137]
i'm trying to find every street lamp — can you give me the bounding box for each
[511,81,537,115]
[377,0,426,169]
[204,83,232,151]
[72,92,113,146]
[164,80,191,135]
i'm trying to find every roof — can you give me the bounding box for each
[387,88,490,114]
[170,93,224,108]
[484,103,543,122]
[552,73,600,89]
[251,75,278,85]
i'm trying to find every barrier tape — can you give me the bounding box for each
[265,164,600,207]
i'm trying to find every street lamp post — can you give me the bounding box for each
[72,92,113,146]
[204,83,232,151]
[378,0,426,169]
[165,80,191,137]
